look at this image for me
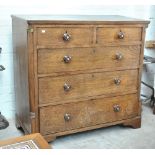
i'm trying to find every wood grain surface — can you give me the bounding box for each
[12,15,149,142]
[39,70,138,105]
[38,46,141,74]
[40,94,139,135]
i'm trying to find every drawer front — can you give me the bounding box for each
[39,70,138,105]
[40,94,139,135]
[37,27,93,47]
[97,27,142,44]
[38,46,140,74]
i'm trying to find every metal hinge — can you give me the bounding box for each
[30,112,35,119]
[27,28,34,33]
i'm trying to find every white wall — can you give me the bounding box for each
[0,2,154,119]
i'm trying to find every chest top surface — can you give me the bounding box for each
[11,15,150,25]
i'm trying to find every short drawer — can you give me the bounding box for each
[96,27,142,44]
[39,94,139,135]
[36,27,93,47]
[38,46,140,74]
[39,70,138,105]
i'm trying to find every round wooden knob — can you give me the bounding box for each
[64,83,71,92]
[63,55,72,63]
[116,53,123,60]
[63,32,71,41]
[64,113,71,121]
[113,105,121,112]
[114,78,121,85]
[118,31,124,39]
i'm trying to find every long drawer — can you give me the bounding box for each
[37,27,93,47]
[39,94,139,135]
[39,70,138,105]
[96,27,142,44]
[38,46,141,74]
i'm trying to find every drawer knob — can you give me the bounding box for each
[64,83,71,92]
[114,78,121,85]
[118,31,124,39]
[116,53,123,60]
[0,47,2,53]
[64,113,71,121]
[63,55,72,63]
[0,65,5,71]
[113,105,121,112]
[63,31,71,41]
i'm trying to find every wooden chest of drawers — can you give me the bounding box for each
[12,15,149,142]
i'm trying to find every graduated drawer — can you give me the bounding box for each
[36,27,93,47]
[39,70,138,105]
[39,94,139,135]
[38,46,140,74]
[96,27,142,44]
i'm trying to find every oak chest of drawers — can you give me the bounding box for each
[12,15,149,142]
